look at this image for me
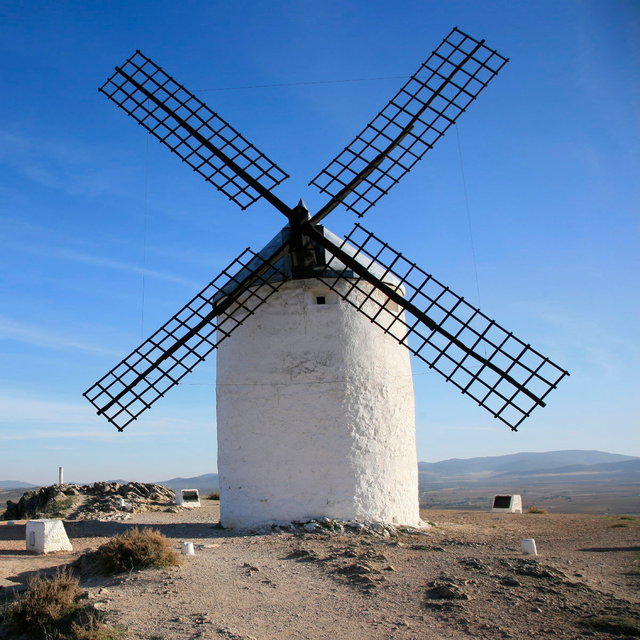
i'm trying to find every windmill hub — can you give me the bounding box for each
[85,29,568,530]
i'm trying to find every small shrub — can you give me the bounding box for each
[527,506,547,514]
[611,522,629,528]
[207,491,220,500]
[96,527,180,574]
[3,569,125,639]
[9,567,82,635]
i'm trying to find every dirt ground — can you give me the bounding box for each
[1,504,638,639]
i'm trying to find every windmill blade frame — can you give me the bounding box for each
[100,50,290,212]
[87,29,568,436]
[303,222,569,431]
[83,245,291,432]
[309,27,508,221]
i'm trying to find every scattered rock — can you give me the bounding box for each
[459,557,490,573]
[286,549,320,562]
[241,563,259,573]
[501,558,566,581]
[426,575,470,600]
[336,561,376,576]
[501,576,522,587]
[412,544,445,552]
[217,626,257,640]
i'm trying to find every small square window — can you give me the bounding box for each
[316,296,326,305]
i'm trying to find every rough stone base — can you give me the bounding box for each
[240,517,430,537]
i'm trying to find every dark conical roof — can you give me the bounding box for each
[255,224,401,284]
[217,224,400,301]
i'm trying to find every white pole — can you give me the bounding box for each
[58,466,64,485]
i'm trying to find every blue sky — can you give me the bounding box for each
[1,1,638,485]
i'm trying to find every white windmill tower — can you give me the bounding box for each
[85,29,568,529]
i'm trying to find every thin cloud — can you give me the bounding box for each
[0,128,129,199]
[516,303,639,378]
[0,217,202,290]
[0,393,102,428]
[0,429,143,441]
[439,424,504,433]
[0,391,213,440]
[0,316,118,356]
[47,247,201,289]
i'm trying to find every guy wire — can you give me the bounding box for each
[140,102,150,340]
[455,123,483,310]
[195,75,409,93]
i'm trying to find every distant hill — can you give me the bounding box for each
[419,450,639,487]
[7,451,636,496]
[158,473,219,492]
[0,480,37,489]
[152,451,640,493]
[494,458,640,484]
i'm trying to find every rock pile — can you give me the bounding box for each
[3,485,75,521]
[3,482,175,521]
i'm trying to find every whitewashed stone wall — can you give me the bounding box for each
[216,278,420,529]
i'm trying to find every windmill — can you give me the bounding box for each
[85,28,568,528]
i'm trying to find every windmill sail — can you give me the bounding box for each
[84,246,290,431]
[88,30,567,434]
[305,223,568,431]
[310,27,508,220]
[100,50,290,211]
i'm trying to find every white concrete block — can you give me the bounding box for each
[181,541,195,555]
[176,489,201,508]
[521,538,538,555]
[491,495,522,513]
[26,519,72,554]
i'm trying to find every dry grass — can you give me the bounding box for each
[207,491,220,500]
[610,516,637,528]
[2,568,126,639]
[527,506,547,514]
[96,527,180,574]
[42,496,75,518]
[71,616,127,640]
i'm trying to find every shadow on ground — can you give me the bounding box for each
[63,520,249,541]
